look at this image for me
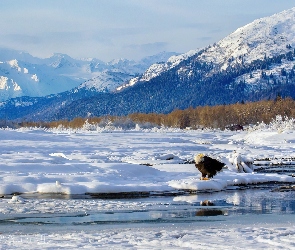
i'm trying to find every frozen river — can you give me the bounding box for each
[1,185,295,249]
[1,185,295,227]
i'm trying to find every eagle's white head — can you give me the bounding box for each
[194,153,205,164]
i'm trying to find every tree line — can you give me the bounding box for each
[11,96,295,130]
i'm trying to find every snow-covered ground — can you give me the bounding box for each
[1,122,295,249]
[0,125,294,195]
[1,217,295,249]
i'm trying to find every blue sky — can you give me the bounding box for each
[1,0,294,61]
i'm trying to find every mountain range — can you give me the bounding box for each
[0,50,177,101]
[1,7,295,121]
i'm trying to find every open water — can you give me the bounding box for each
[0,166,294,230]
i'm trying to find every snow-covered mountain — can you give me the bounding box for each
[123,7,295,95]
[0,50,178,101]
[0,58,79,101]
[203,7,295,67]
[77,71,133,93]
[117,50,198,91]
[195,7,295,94]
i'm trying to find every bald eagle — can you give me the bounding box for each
[194,154,225,180]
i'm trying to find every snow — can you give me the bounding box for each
[0,123,292,190]
[0,123,295,248]
[121,49,199,90]
[0,76,22,101]
[0,58,79,101]
[1,220,294,249]
[0,76,9,90]
[202,7,295,67]
[78,70,133,92]
[7,59,21,72]
[1,124,294,195]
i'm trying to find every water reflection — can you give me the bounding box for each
[195,209,225,217]
[174,187,295,215]
[1,186,295,225]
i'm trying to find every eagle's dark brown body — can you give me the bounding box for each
[194,154,225,179]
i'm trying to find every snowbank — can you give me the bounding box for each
[169,170,294,192]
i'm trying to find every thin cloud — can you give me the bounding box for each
[4,34,43,45]
[126,42,168,54]
[199,36,213,41]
